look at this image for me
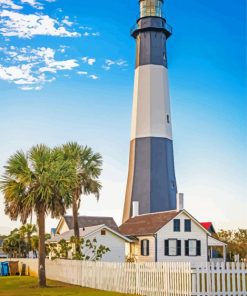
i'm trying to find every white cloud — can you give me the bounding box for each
[58,45,69,53]
[20,0,55,9]
[0,10,81,38]
[77,71,88,75]
[102,59,128,71]
[20,85,43,91]
[0,0,23,10]
[88,58,96,66]
[83,32,100,37]
[20,0,42,9]
[0,46,79,90]
[19,86,34,90]
[82,56,96,66]
[0,64,41,85]
[89,74,99,80]
[79,26,92,30]
[77,71,99,80]
[40,59,79,73]
[62,16,73,27]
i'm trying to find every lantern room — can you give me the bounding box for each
[140,0,163,18]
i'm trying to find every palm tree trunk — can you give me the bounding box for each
[73,194,80,238]
[37,209,46,288]
[72,193,81,254]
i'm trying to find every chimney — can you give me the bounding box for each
[132,201,139,217]
[177,193,184,211]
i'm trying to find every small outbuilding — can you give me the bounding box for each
[48,224,132,262]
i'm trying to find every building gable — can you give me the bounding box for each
[156,211,209,263]
[56,216,119,235]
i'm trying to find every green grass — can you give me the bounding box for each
[0,276,134,296]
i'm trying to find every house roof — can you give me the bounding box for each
[49,225,103,243]
[119,210,180,236]
[58,216,119,233]
[48,224,132,243]
[208,236,227,247]
[201,222,216,233]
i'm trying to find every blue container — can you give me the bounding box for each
[1,262,9,276]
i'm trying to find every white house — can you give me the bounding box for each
[49,218,132,262]
[119,209,226,266]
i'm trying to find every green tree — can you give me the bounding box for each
[30,235,39,257]
[216,229,247,261]
[19,224,37,255]
[2,229,26,258]
[0,145,76,287]
[47,236,110,261]
[58,143,102,246]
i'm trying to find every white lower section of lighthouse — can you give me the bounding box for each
[131,64,173,141]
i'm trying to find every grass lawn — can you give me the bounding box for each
[0,276,134,296]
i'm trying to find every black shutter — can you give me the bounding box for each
[177,240,181,256]
[196,240,201,256]
[141,240,144,256]
[165,240,169,256]
[146,240,150,256]
[185,240,189,256]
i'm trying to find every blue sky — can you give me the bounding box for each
[0,0,246,234]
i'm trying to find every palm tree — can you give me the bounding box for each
[0,145,76,287]
[19,224,37,256]
[30,235,39,258]
[59,143,102,243]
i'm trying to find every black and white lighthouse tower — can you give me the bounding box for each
[123,0,177,222]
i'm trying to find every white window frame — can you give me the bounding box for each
[189,239,197,256]
[168,239,177,256]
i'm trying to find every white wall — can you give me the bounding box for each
[57,220,69,234]
[86,229,126,262]
[131,235,156,263]
[157,212,208,265]
[131,65,173,140]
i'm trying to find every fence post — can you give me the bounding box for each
[191,269,197,296]
[136,263,140,295]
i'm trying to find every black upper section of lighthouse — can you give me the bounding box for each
[131,0,172,68]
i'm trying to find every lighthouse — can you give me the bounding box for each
[123,0,177,222]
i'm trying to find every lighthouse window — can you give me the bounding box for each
[140,0,163,18]
[167,114,170,123]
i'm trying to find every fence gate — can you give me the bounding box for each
[191,262,247,296]
[135,262,192,296]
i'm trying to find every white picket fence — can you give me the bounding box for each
[1,259,247,295]
[192,262,247,296]
[45,260,192,296]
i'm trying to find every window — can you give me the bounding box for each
[169,239,177,256]
[167,114,170,124]
[165,239,181,256]
[173,219,180,232]
[141,239,150,256]
[101,230,106,236]
[184,220,191,232]
[185,240,201,256]
[189,240,197,256]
